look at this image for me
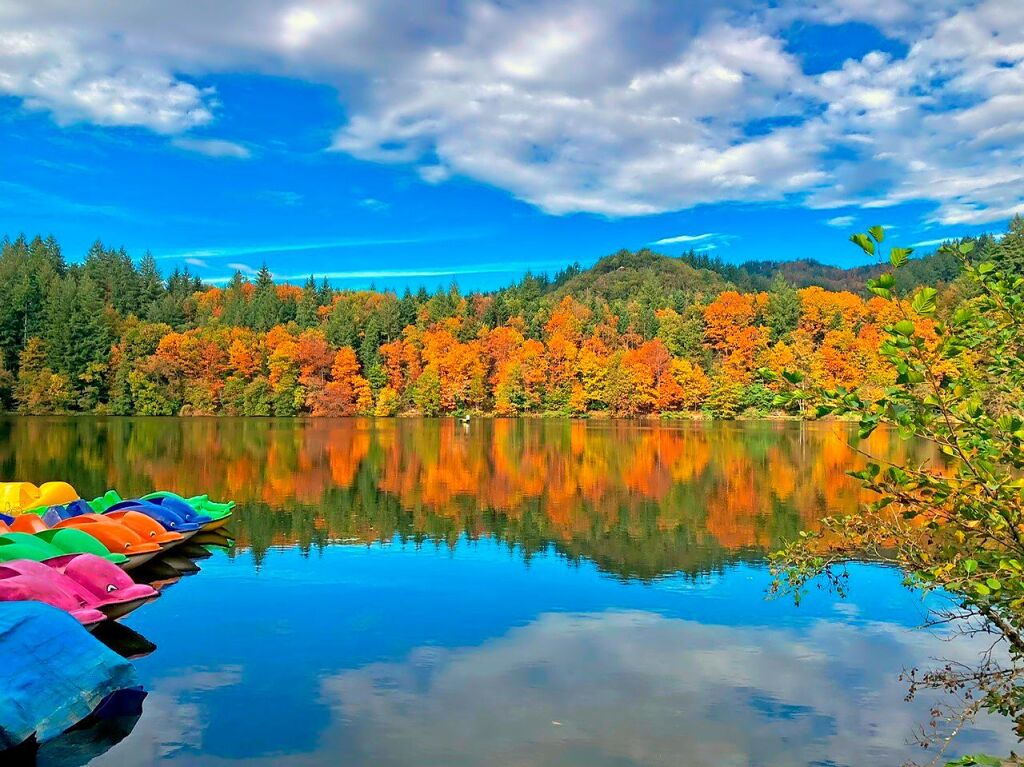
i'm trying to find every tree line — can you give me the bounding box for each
[0,218,1019,418]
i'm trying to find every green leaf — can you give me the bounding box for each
[867,225,885,244]
[889,247,912,268]
[850,233,875,256]
[987,577,1002,591]
[894,320,915,337]
[964,559,978,573]
[944,756,1002,767]
[911,287,938,316]
[975,583,991,596]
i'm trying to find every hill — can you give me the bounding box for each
[551,249,734,301]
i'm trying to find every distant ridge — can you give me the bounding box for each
[525,235,992,302]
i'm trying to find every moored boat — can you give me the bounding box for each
[0,482,79,514]
[0,601,141,751]
[0,530,128,567]
[52,517,162,570]
[101,499,202,539]
[142,490,234,530]
[0,557,158,620]
[0,567,106,628]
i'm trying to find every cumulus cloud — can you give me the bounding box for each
[0,0,1021,223]
[0,24,213,132]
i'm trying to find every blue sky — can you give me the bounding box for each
[0,1,1021,291]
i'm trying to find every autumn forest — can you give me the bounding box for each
[0,219,1018,419]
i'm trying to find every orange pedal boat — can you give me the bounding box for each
[9,515,50,534]
[104,510,185,549]
[53,516,162,570]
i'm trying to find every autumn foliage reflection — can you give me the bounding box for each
[0,417,938,579]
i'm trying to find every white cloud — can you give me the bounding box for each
[171,137,251,158]
[331,11,820,216]
[0,26,213,133]
[825,215,855,228]
[786,0,970,30]
[226,262,258,275]
[650,233,718,245]
[419,165,452,184]
[0,0,1022,224]
[357,197,389,212]
[155,231,482,261]
[911,237,954,248]
[183,257,209,268]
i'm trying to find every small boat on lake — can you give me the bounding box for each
[42,503,186,549]
[52,517,162,570]
[105,510,186,548]
[0,557,158,620]
[142,490,234,520]
[0,481,80,514]
[0,568,106,628]
[0,529,129,567]
[3,482,236,534]
[95,491,232,533]
[100,499,203,538]
[0,601,142,752]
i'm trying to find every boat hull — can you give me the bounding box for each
[200,516,231,532]
[99,595,157,621]
[121,551,159,571]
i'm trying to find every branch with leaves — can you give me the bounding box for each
[765,227,1024,759]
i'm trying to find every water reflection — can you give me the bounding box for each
[311,610,1003,767]
[88,552,1016,767]
[0,417,933,580]
[1,417,1006,766]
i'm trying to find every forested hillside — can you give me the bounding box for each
[0,220,1017,418]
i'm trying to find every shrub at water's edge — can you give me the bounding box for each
[0,219,1017,417]
[769,227,1024,763]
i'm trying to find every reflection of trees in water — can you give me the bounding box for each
[0,417,939,579]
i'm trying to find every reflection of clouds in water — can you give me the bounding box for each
[313,612,1014,767]
[81,617,1015,767]
[87,668,243,765]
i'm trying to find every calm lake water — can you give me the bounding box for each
[1,416,1016,766]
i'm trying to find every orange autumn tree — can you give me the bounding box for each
[308,347,372,416]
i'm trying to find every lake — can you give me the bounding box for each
[1,416,1015,766]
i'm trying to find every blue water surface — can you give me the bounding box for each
[0,417,1013,766]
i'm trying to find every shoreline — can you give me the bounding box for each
[0,410,857,422]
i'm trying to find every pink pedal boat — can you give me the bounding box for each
[0,556,158,622]
[0,566,107,629]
